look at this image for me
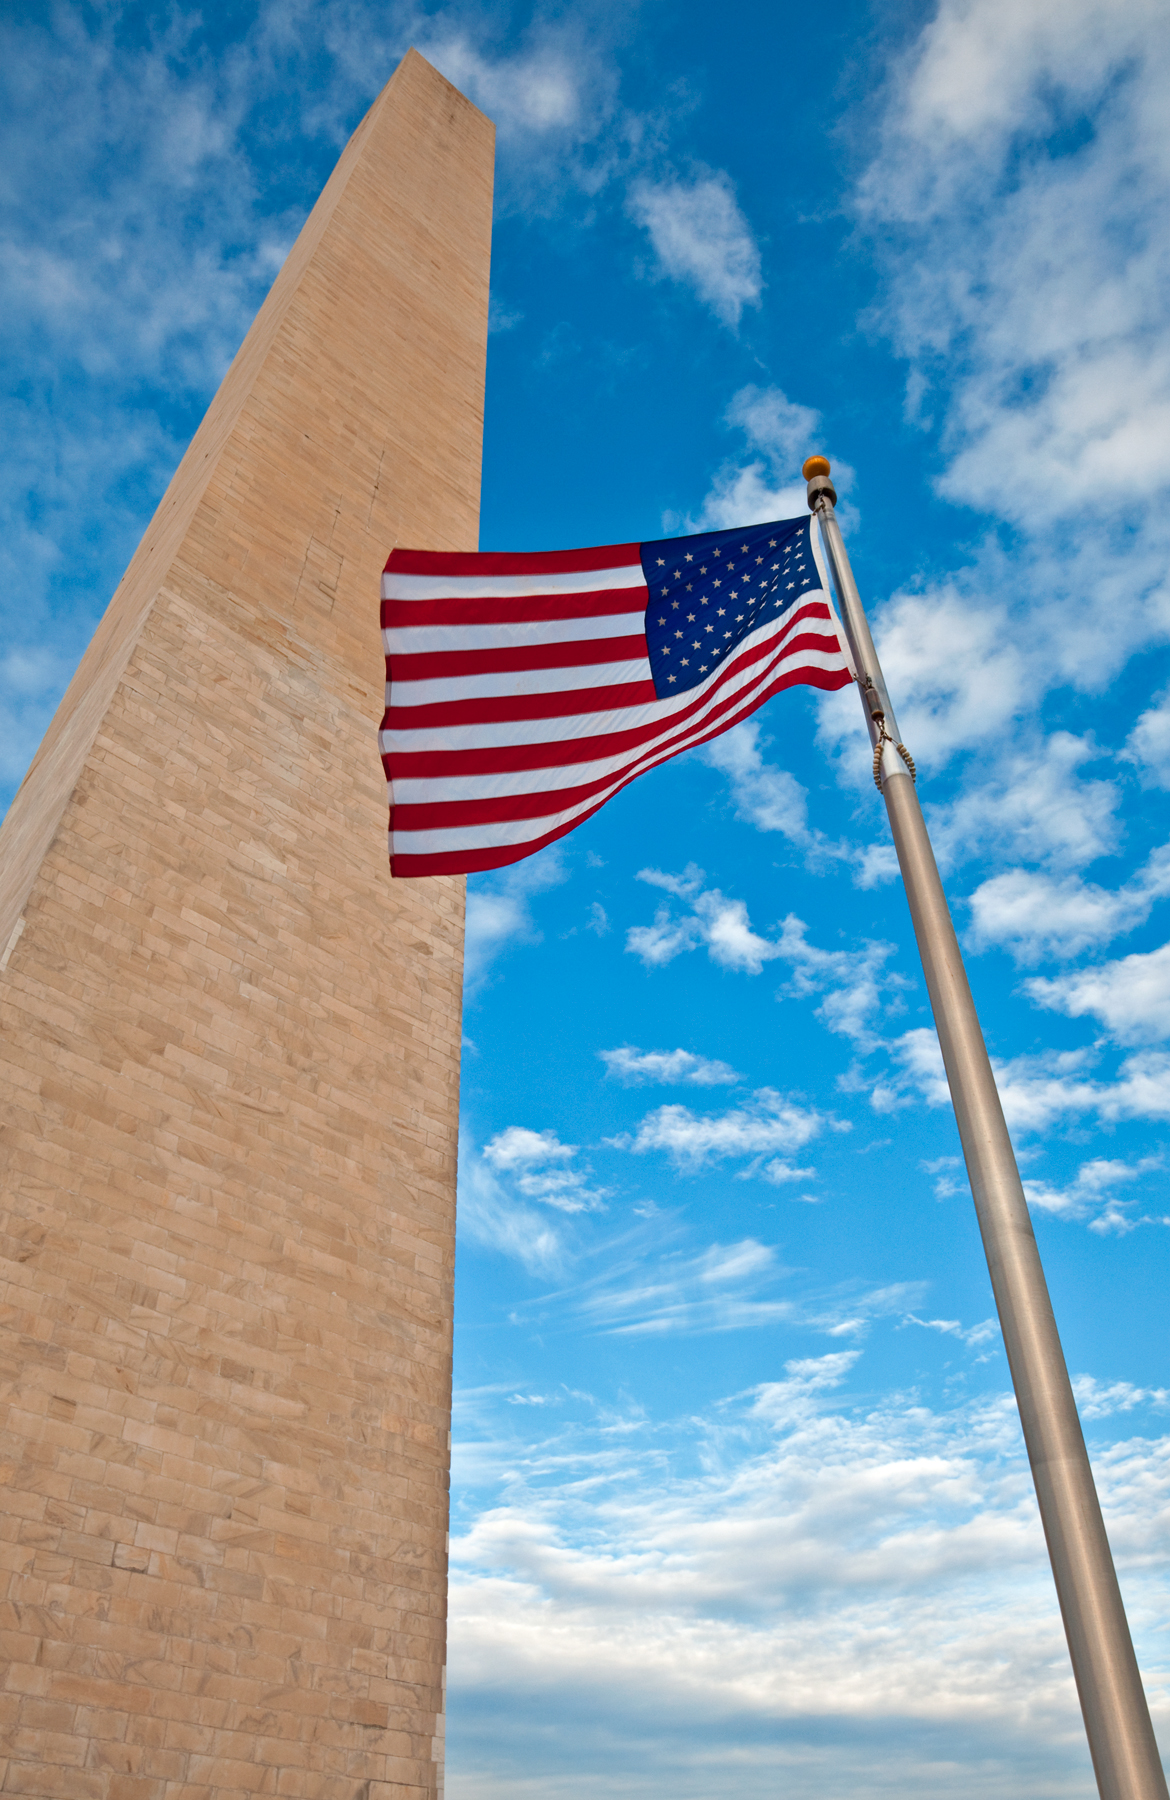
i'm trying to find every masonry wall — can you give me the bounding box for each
[0,50,492,1800]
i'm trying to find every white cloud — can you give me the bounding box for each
[599,1046,742,1087]
[484,1125,607,1214]
[860,0,1170,525]
[527,1239,917,1342]
[424,36,585,135]
[626,870,905,1047]
[967,840,1170,963]
[817,584,1028,779]
[699,719,897,886]
[684,385,845,532]
[1073,1375,1170,1420]
[771,915,906,1048]
[1123,688,1170,788]
[929,733,1121,875]
[585,901,610,937]
[450,1370,1170,1794]
[880,1031,1170,1140]
[615,1086,837,1170]
[458,1132,565,1275]
[1023,1156,1164,1234]
[903,1313,1000,1349]
[464,849,569,990]
[1028,941,1170,1043]
[627,869,782,975]
[629,172,762,327]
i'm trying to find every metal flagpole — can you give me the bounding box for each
[802,456,1169,1800]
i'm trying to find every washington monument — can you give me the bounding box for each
[0,50,490,1799]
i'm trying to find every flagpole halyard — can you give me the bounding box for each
[804,456,1168,1800]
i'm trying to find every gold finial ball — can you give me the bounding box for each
[803,455,831,480]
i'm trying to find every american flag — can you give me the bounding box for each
[379,515,853,876]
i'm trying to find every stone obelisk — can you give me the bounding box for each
[0,50,491,1799]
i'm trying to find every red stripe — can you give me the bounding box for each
[383,623,844,780]
[386,677,659,730]
[389,665,854,875]
[382,616,840,753]
[386,542,642,577]
[381,588,647,630]
[393,767,634,830]
[389,633,648,682]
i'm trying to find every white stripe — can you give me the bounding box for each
[392,671,820,856]
[382,632,845,756]
[395,681,783,824]
[397,803,609,856]
[391,655,652,708]
[383,609,645,657]
[384,564,644,601]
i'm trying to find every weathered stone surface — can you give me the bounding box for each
[0,49,491,1799]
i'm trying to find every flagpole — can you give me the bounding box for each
[803,457,1168,1800]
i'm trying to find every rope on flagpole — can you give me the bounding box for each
[862,677,916,790]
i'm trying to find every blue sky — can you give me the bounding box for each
[4,1,1170,1794]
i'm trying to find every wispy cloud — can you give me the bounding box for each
[626,866,908,1052]
[685,384,838,532]
[484,1125,608,1214]
[1024,1156,1166,1235]
[699,719,898,888]
[613,1086,836,1172]
[464,849,569,991]
[598,1046,742,1086]
[523,1236,919,1342]
[1027,941,1170,1043]
[628,171,762,327]
[877,1031,1170,1158]
[458,1129,566,1276]
[449,1366,1170,1792]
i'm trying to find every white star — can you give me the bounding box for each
[687,613,696,622]
[692,640,701,648]
[700,663,709,671]
[675,630,684,639]
[668,674,677,682]
[740,543,748,551]
[681,657,690,666]
[657,557,665,566]
[717,607,726,615]
[786,582,796,589]
[769,538,777,547]
[685,553,693,562]
[699,565,708,575]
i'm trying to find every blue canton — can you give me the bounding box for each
[640,517,818,699]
